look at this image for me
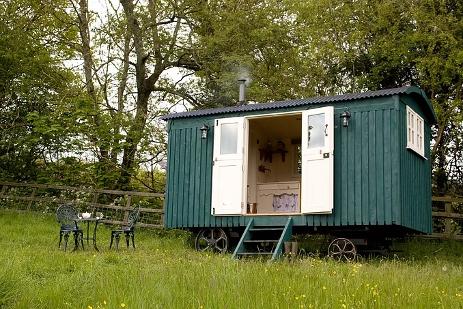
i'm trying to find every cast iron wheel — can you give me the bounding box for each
[195,228,229,253]
[328,238,357,262]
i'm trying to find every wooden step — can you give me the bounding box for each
[249,227,284,232]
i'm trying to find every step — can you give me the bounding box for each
[243,240,279,243]
[249,227,284,232]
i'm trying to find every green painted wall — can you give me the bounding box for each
[398,96,433,234]
[164,94,432,234]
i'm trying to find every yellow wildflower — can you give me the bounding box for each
[121,304,126,308]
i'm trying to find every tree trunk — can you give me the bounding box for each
[77,0,109,161]
[117,90,150,189]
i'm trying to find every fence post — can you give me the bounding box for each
[123,194,132,225]
[0,185,6,198]
[27,187,37,211]
[443,201,454,238]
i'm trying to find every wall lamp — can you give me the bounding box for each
[200,124,209,139]
[340,110,351,127]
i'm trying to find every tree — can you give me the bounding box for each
[290,0,463,193]
[0,0,79,181]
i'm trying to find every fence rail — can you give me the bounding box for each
[0,181,462,239]
[0,181,165,228]
[428,196,463,240]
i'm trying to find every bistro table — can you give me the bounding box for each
[76,215,103,251]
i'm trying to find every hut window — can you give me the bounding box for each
[220,123,238,154]
[406,106,424,157]
[307,113,325,148]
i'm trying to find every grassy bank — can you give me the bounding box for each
[0,209,462,308]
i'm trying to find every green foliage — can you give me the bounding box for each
[1,0,462,190]
[194,0,463,190]
[0,0,80,182]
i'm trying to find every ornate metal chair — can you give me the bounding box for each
[109,205,140,250]
[56,204,84,251]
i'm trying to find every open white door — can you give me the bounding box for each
[211,117,247,215]
[301,106,334,214]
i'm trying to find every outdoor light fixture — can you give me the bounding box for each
[200,124,209,139]
[340,110,351,127]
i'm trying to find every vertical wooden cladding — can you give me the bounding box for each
[330,105,399,228]
[165,95,431,234]
[165,120,246,229]
[399,98,433,233]
[166,122,206,228]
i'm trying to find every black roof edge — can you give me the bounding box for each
[161,86,437,124]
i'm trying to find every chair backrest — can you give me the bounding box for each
[127,205,140,229]
[56,204,79,225]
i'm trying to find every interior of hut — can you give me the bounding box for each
[246,113,302,214]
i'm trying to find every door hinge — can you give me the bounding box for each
[212,208,215,215]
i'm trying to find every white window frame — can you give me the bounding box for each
[406,106,425,158]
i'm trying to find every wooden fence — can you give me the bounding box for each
[0,181,462,239]
[0,181,164,228]
[427,196,463,240]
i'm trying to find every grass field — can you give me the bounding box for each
[0,209,462,308]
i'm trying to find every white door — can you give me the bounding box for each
[211,117,247,215]
[301,106,334,214]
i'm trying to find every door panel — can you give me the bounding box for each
[301,107,334,214]
[211,117,246,215]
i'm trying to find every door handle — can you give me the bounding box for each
[324,124,328,136]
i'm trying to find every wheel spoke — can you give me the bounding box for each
[341,240,347,251]
[211,229,216,240]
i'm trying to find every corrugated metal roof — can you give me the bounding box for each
[161,86,436,122]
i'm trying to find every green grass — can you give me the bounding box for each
[1,209,463,308]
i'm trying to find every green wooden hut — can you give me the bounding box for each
[161,86,436,260]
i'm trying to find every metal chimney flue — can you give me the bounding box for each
[238,79,246,105]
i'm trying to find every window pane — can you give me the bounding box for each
[220,123,238,154]
[308,113,325,148]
